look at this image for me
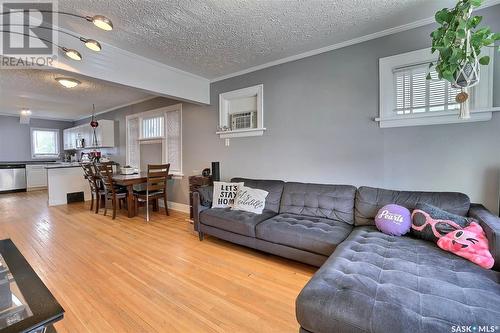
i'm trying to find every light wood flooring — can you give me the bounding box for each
[0,191,316,332]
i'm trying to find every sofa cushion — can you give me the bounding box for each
[280,182,356,224]
[231,178,285,213]
[296,227,500,333]
[200,208,276,237]
[256,214,352,256]
[355,186,470,226]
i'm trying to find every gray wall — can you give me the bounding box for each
[178,5,500,214]
[0,115,73,162]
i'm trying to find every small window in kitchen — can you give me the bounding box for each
[31,128,60,158]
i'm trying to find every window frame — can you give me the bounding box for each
[125,104,183,176]
[30,128,60,159]
[378,47,495,128]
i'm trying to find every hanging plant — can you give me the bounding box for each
[429,0,500,84]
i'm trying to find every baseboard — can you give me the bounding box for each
[27,186,47,192]
[158,200,190,214]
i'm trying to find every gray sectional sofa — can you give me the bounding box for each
[192,178,500,333]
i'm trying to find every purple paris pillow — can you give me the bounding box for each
[375,204,411,236]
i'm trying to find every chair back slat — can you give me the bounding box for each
[96,163,116,194]
[147,164,170,193]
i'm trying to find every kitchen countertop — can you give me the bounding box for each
[0,161,60,166]
[45,163,82,169]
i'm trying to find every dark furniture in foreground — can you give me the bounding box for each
[193,178,500,333]
[0,239,64,333]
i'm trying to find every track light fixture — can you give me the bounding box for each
[86,15,113,31]
[0,10,112,61]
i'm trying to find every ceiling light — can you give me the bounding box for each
[63,48,82,61]
[55,77,81,88]
[90,15,113,31]
[20,109,31,124]
[80,38,102,52]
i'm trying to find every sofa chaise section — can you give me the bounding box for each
[297,186,500,333]
[296,227,500,333]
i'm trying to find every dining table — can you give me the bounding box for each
[113,172,173,218]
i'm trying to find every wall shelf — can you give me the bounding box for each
[218,84,264,145]
[216,128,267,138]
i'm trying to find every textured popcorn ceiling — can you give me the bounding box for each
[0,69,151,120]
[58,0,460,79]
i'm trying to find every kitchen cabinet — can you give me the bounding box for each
[63,120,115,150]
[26,164,48,189]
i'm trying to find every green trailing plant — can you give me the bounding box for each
[429,0,500,82]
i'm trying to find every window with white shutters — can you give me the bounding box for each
[126,105,182,175]
[394,64,461,115]
[378,47,494,128]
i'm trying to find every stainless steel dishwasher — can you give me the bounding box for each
[0,164,27,193]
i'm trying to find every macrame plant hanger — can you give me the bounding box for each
[90,104,99,148]
[453,6,480,120]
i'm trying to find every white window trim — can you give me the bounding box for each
[30,128,60,159]
[377,47,495,128]
[217,84,265,139]
[126,103,183,176]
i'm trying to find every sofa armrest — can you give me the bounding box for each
[193,189,211,232]
[468,204,500,271]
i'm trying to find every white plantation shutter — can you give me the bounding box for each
[394,64,461,115]
[142,116,164,138]
[127,117,140,168]
[166,110,181,174]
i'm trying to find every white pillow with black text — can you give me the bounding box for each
[232,186,269,214]
[212,181,244,208]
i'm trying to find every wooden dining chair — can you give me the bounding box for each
[81,163,104,214]
[95,163,128,220]
[134,164,170,221]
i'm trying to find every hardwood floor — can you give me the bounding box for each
[0,191,316,332]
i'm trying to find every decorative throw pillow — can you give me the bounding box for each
[212,182,244,208]
[437,222,494,269]
[374,204,411,236]
[232,186,269,214]
[411,203,472,243]
[197,186,214,207]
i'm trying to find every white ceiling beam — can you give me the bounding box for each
[5,24,210,105]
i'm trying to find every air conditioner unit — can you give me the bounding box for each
[230,111,257,130]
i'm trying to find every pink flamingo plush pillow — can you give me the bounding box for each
[436,222,494,269]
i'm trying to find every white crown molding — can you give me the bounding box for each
[74,96,158,121]
[210,0,500,83]
[0,112,74,122]
[0,96,159,122]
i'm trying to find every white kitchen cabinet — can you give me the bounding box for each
[63,120,115,150]
[26,164,48,189]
